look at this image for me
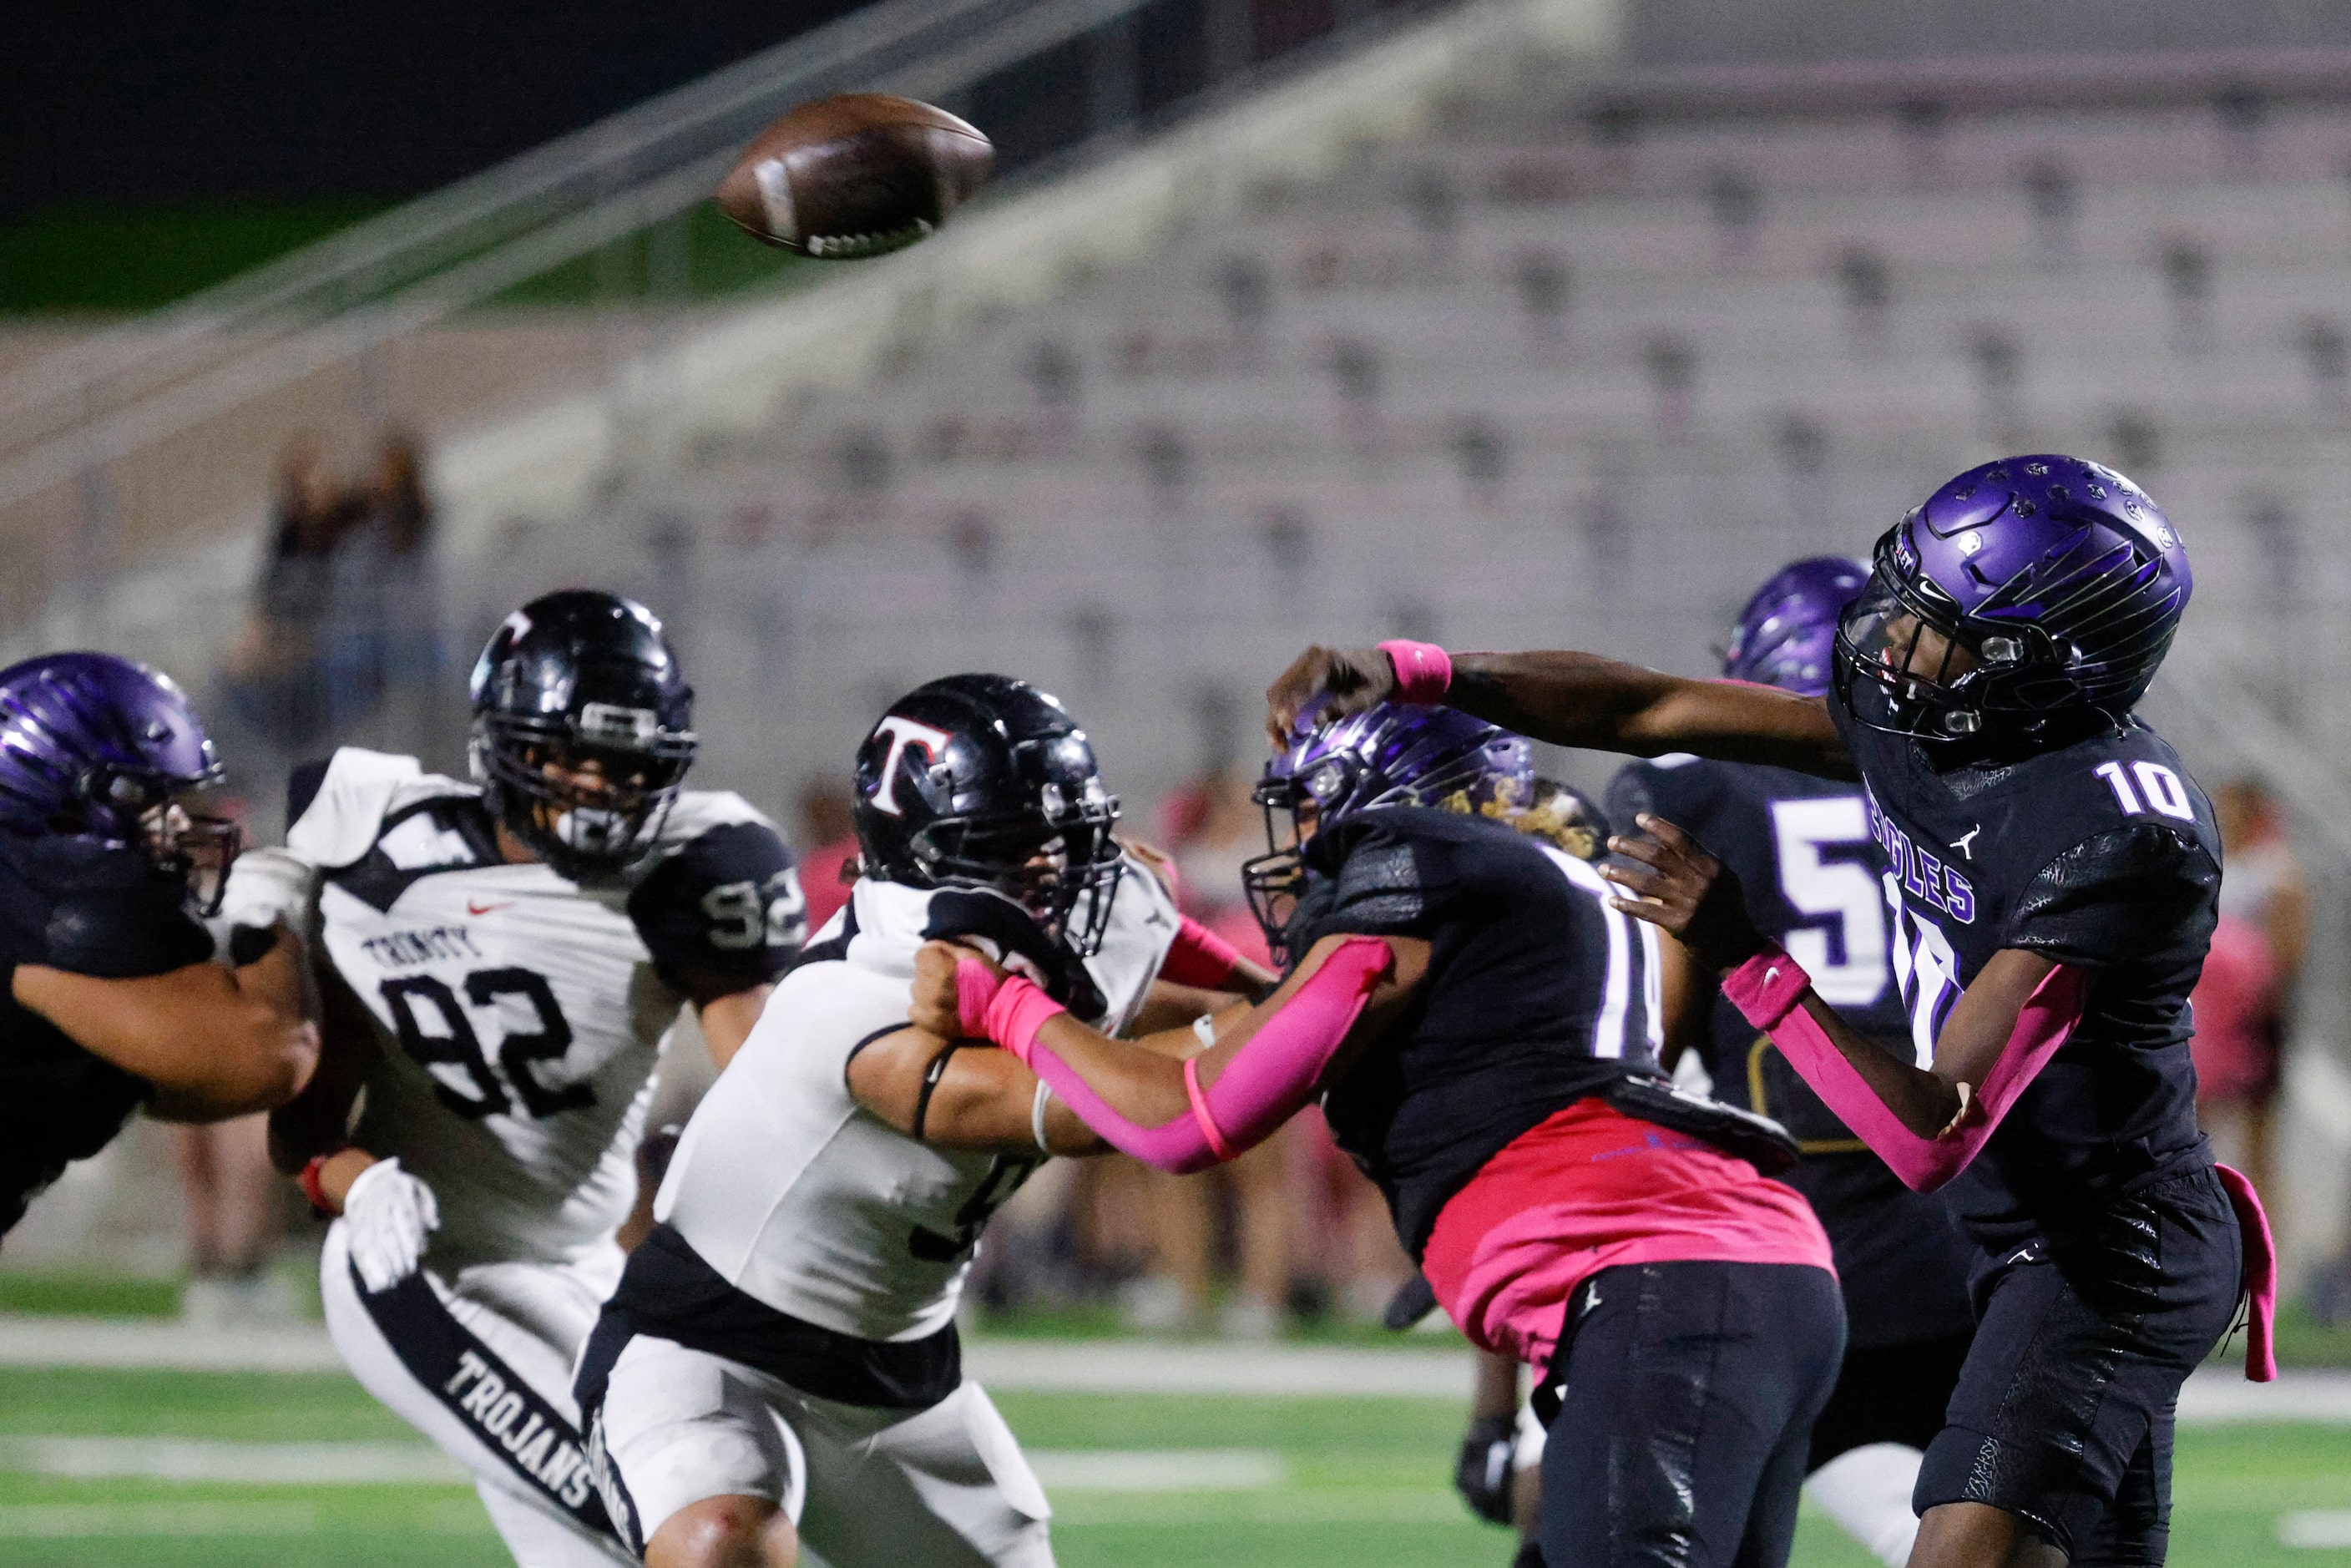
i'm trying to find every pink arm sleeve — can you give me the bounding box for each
[959,938,1394,1174]
[1722,946,2088,1193]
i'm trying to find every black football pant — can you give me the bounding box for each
[1915,1166,2242,1565]
[1536,1260,1845,1568]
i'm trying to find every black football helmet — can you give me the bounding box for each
[469,590,696,878]
[852,674,1123,956]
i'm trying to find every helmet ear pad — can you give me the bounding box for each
[851,674,1125,958]
[469,591,697,878]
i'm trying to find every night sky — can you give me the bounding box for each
[3,2,875,216]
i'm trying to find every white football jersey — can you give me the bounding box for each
[655,857,1180,1341]
[224,748,804,1273]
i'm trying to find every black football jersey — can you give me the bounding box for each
[1290,806,1662,1257]
[1608,756,1974,1347]
[0,833,213,1236]
[1829,703,2221,1247]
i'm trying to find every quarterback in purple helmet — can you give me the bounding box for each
[1271,456,2260,1568]
[0,652,318,1237]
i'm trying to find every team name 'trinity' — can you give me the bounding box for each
[1864,792,1977,924]
[361,926,487,968]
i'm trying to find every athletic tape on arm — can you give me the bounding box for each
[1159,916,1247,990]
[958,938,1393,1173]
[1722,946,2087,1192]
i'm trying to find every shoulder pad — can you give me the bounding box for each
[284,749,443,868]
[45,863,214,979]
[624,818,804,990]
[652,791,775,852]
[2005,822,2220,968]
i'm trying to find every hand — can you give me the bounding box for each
[341,1156,439,1292]
[1600,815,1767,974]
[1937,1080,1986,1141]
[1454,1414,1519,1525]
[910,941,1005,1039]
[1265,644,1398,746]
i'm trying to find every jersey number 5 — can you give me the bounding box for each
[1767,798,1889,1009]
[381,968,592,1120]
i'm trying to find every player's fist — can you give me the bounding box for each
[1600,815,1767,973]
[1454,1414,1518,1525]
[341,1157,440,1292]
[910,941,1006,1039]
[1266,645,1398,746]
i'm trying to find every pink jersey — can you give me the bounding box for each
[1420,1099,1833,1368]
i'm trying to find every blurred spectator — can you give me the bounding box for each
[371,433,444,720]
[2192,777,2307,1203]
[174,1115,294,1326]
[224,432,364,747]
[796,776,861,934]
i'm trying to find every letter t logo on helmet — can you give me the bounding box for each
[867,716,953,817]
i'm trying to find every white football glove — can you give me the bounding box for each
[341,1157,440,1293]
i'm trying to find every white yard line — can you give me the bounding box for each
[0,1502,319,1538]
[0,1434,1279,1495]
[0,1315,346,1373]
[0,1436,464,1485]
[1027,1449,1286,1492]
[966,1338,1478,1398]
[0,1314,2344,1420]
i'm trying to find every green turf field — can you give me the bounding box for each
[0,1367,2347,1565]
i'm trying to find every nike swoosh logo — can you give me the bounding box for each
[467,900,513,917]
[1764,967,1781,984]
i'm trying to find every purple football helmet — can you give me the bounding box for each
[1723,556,1868,696]
[1834,454,2192,743]
[0,652,238,913]
[1243,701,1533,959]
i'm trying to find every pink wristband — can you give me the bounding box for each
[1378,640,1453,705]
[1160,916,1246,990]
[1182,1056,1238,1161]
[954,959,1002,1034]
[1722,946,1811,1030]
[978,974,1069,1067]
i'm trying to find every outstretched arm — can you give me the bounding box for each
[904,932,1429,1173]
[847,1029,1110,1156]
[1603,817,2084,1191]
[18,923,321,1121]
[1266,643,1853,779]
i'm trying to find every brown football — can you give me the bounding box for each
[715,94,993,260]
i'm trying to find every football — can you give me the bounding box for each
[715,94,993,259]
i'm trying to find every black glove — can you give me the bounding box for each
[1454,1414,1518,1525]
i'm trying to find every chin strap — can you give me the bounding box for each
[1722,945,2086,1193]
[957,937,1393,1174]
